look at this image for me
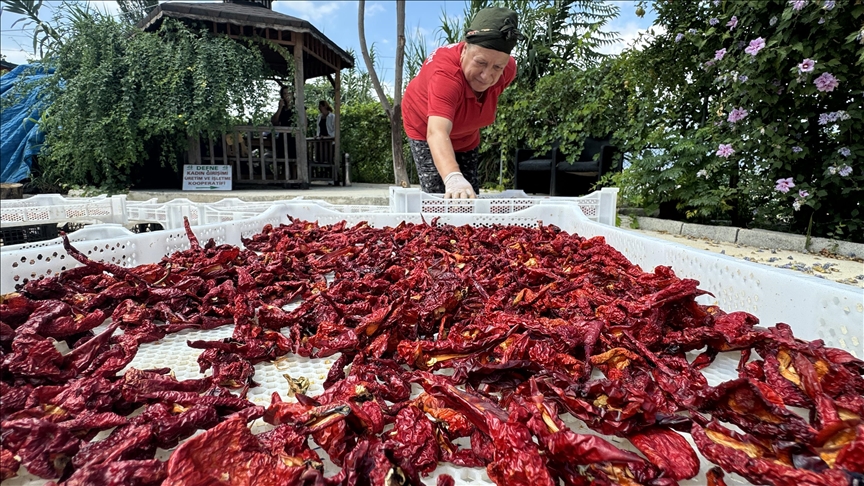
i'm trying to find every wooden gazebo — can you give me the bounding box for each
[139,0,354,187]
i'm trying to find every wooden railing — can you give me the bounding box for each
[188,126,341,187]
[307,137,338,182]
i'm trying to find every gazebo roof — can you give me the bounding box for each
[138,1,354,78]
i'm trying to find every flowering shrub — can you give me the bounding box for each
[481,0,860,242]
[616,0,863,242]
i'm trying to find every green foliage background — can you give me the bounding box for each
[483,0,862,242]
[616,0,863,241]
[30,10,273,189]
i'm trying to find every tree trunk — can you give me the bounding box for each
[358,0,410,186]
[391,0,409,186]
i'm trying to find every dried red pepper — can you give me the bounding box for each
[0,217,860,485]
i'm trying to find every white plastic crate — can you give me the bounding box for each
[125,197,390,230]
[125,198,204,228]
[2,201,861,486]
[389,186,619,226]
[3,201,859,354]
[0,194,128,228]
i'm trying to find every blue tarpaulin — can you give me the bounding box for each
[1,64,54,183]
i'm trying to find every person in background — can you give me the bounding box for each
[271,86,297,160]
[402,7,521,198]
[316,100,335,138]
[272,86,294,127]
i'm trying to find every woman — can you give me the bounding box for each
[271,86,297,160]
[271,86,295,127]
[402,7,521,198]
[316,100,336,138]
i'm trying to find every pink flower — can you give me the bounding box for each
[744,37,766,56]
[814,72,839,92]
[716,143,735,158]
[727,16,738,30]
[797,58,816,73]
[798,189,809,198]
[715,48,727,60]
[775,177,795,193]
[727,107,749,123]
[789,0,807,11]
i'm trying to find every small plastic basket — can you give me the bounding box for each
[388,187,619,226]
[0,223,58,246]
[125,197,390,230]
[0,194,128,228]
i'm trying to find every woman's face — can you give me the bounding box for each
[460,44,510,93]
[281,89,292,102]
[319,103,329,113]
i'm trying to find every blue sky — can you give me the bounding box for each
[1,1,658,86]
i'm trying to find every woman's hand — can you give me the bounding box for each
[443,172,476,199]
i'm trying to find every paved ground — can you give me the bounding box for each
[127,184,864,288]
[624,226,863,289]
[127,182,396,206]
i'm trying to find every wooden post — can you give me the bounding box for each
[246,131,253,183]
[207,138,215,165]
[187,135,201,165]
[221,133,228,166]
[294,33,309,186]
[232,128,240,180]
[334,65,342,185]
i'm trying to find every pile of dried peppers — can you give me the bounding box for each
[1,217,862,486]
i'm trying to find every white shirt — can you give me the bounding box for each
[316,112,336,137]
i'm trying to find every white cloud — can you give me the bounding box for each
[365,3,385,16]
[276,1,343,22]
[1,48,34,66]
[87,1,122,19]
[599,22,667,55]
[379,80,394,98]
[412,26,431,38]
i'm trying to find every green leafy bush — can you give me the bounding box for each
[38,15,272,190]
[340,101,416,184]
[618,0,862,241]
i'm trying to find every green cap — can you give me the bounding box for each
[464,7,523,54]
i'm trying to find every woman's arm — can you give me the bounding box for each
[426,116,460,177]
[271,100,285,125]
[326,113,336,137]
[427,115,475,198]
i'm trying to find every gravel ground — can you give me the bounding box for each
[625,227,864,289]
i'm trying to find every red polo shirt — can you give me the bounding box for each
[402,42,517,152]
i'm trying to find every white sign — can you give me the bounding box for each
[182,165,232,191]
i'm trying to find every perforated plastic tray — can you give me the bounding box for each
[389,187,620,226]
[2,201,860,352]
[0,194,127,228]
[125,197,391,230]
[3,303,753,486]
[3,201,861,485]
